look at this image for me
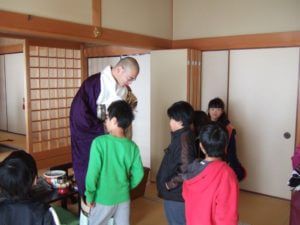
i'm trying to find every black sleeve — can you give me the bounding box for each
[166,132,197,190]
[43,209,57,225]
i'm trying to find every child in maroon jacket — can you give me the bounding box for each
[183,123,239,225]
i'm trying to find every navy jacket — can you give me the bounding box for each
[0,198,55,225]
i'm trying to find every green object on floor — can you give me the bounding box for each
[52,205,79,225]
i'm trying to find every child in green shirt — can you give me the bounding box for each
[85,100,144,225]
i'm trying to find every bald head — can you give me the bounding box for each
[116,57,139,75]
[112,57,140,86]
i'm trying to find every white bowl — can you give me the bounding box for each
[43,170,66,188]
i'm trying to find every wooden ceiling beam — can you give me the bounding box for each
[0,10,171,50]
[173,31,300,50]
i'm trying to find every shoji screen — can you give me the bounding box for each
[25,40,82,168]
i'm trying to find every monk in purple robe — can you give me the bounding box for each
[70,57,139,198]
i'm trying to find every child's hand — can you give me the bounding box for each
[86,202,95,208]
[165,182,170,190]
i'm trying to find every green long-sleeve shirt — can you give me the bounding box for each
[85,134,144,205]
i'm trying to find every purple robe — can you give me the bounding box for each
[290,191,300,225]
[70,73,105,196]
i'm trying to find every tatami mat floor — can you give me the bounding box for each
[62,182,290,225]
[139,182,290,225]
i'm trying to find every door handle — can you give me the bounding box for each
[22,97,25,110]
[283,132,291,139]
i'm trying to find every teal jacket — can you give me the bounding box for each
[85,134,144,205]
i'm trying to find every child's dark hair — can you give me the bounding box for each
[167,101,194,126]
[194,110,210,136]
[208,97,225,109]
[107,100,134,130]
[198,123,228,158]
[5,150,38,179]
[0,151,37,200]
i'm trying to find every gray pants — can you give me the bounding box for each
[88,201,130,225]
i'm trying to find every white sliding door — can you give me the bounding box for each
[0,55,7,131]
[201,51,229,111]
[150,49,188,180]
[5,53,26,135]
[229,47,299,199]
[130,55,151,168]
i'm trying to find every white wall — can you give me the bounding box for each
[102,0,173,39]
[88,55,151,167]
[173,0,300,39]
[0,0,92,25]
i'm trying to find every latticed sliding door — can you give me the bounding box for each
[187,49,201,110]
[24,40,82,168]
